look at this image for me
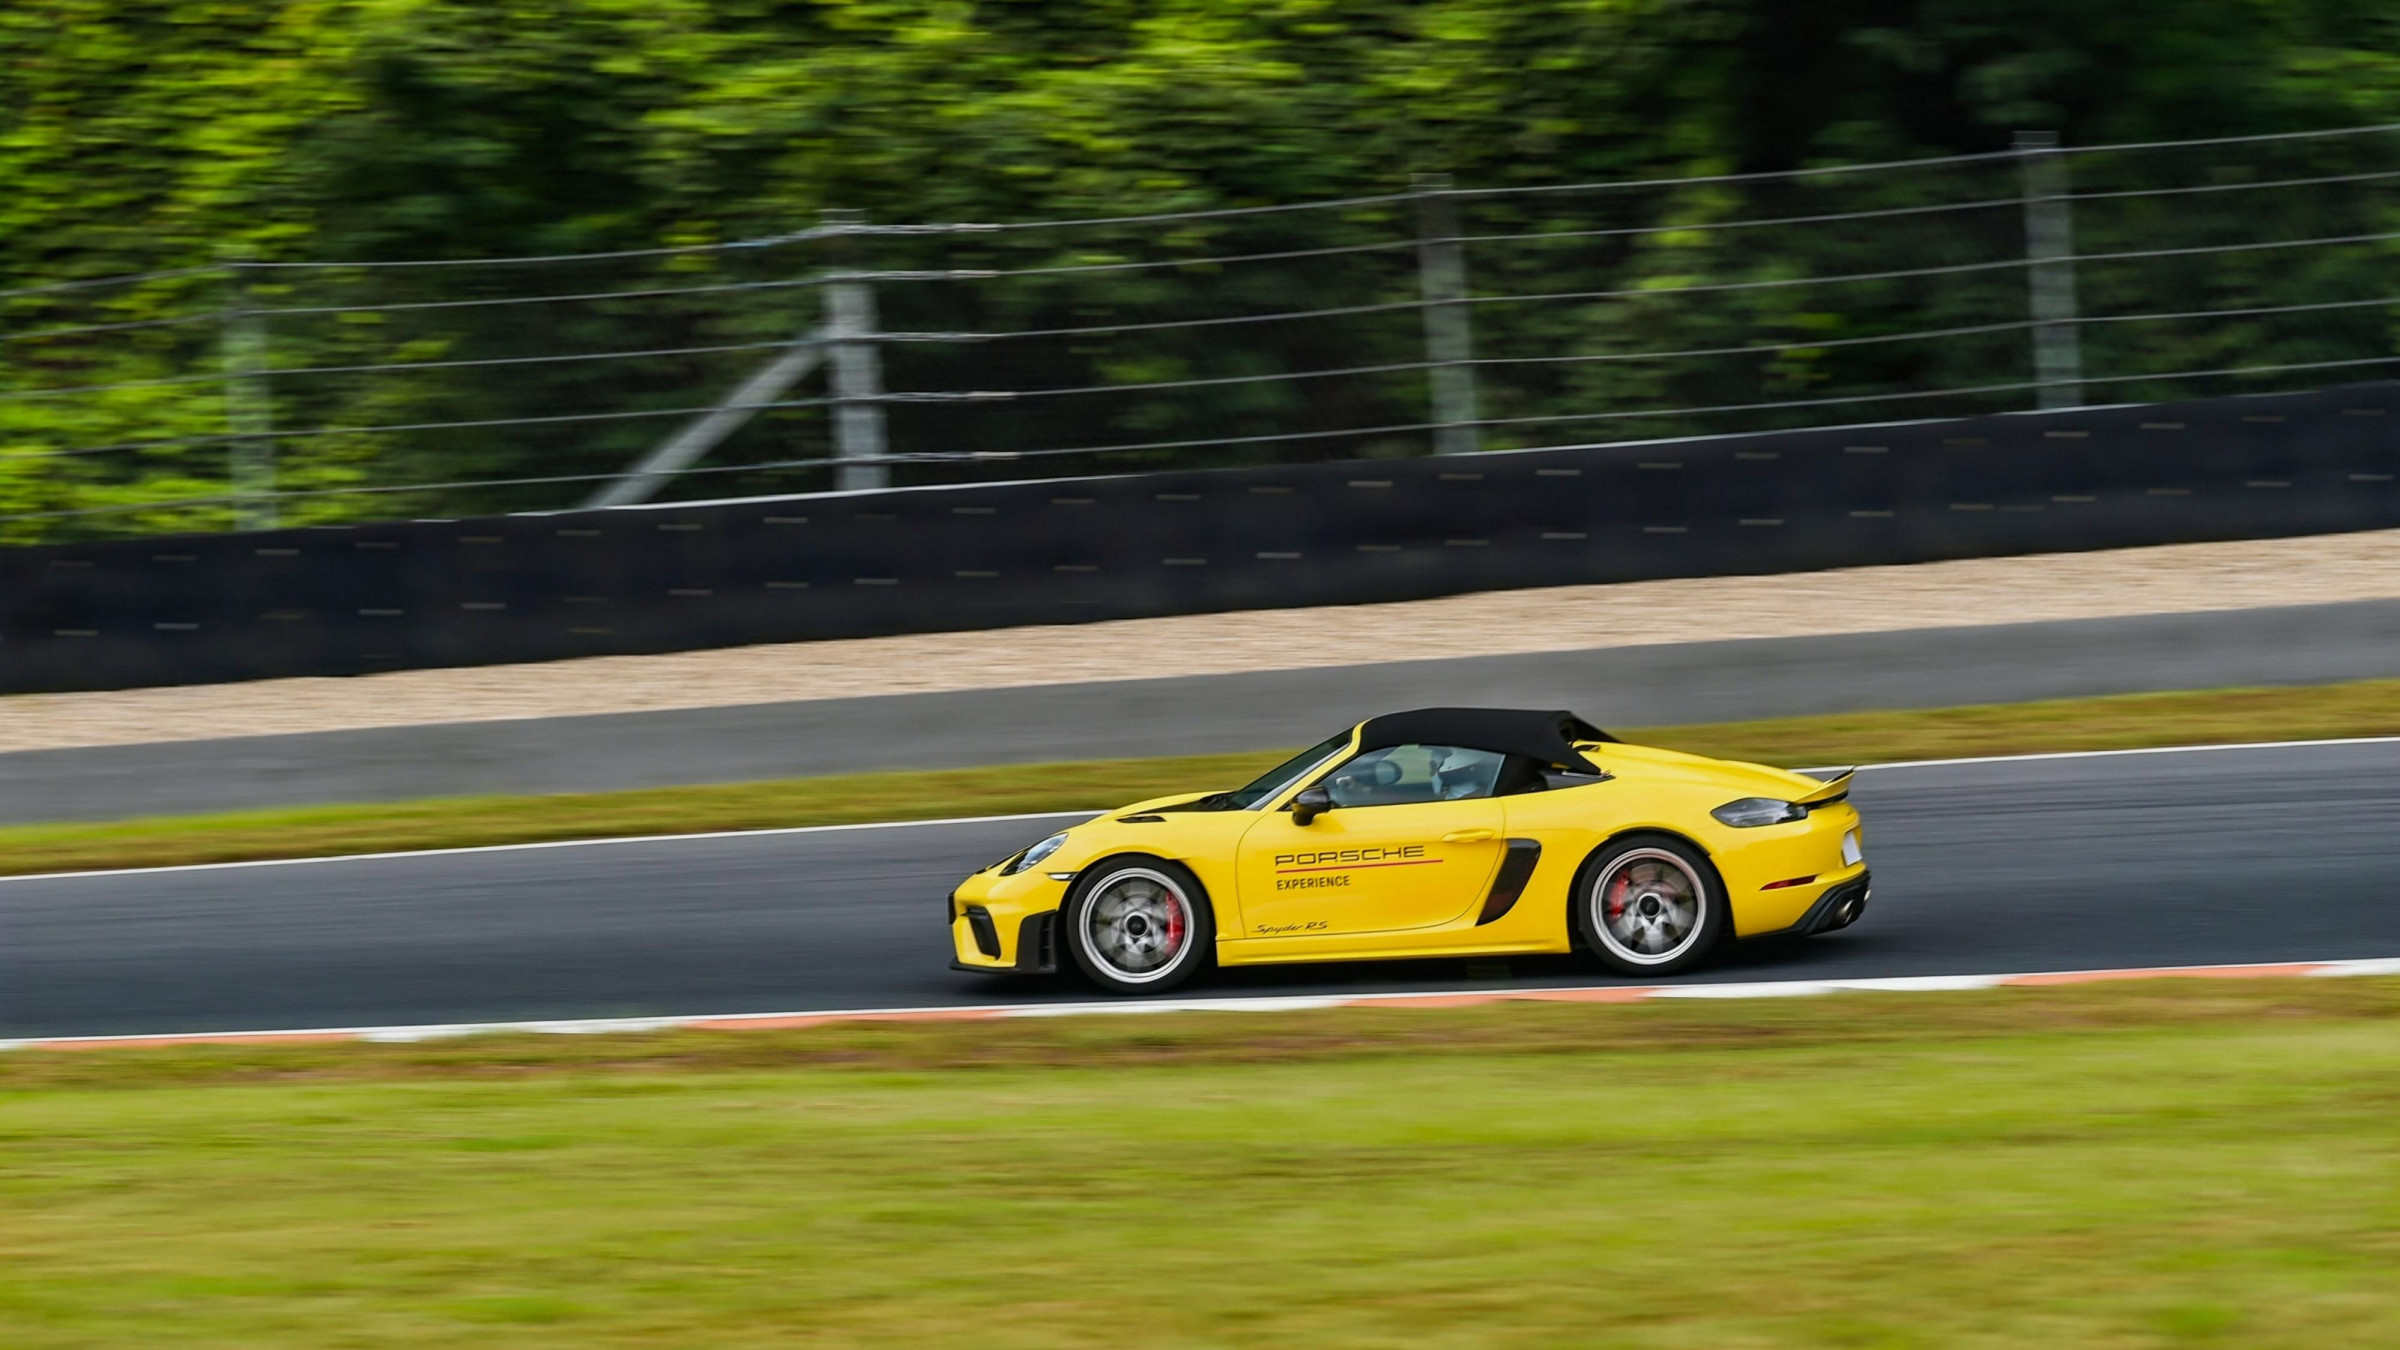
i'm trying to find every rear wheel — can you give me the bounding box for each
[1062,857,1213,995]
[1576,835,1728,977]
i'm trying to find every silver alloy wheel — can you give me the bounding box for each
[1077,867,1196,984]
[1589,848,1709,966]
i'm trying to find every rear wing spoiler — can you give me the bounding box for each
[1796,769,1855,806]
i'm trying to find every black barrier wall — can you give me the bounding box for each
[5,384,2395,694]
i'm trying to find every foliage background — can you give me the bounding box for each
[6,1,2400,537]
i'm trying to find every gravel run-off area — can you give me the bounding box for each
[5,529,2396,755]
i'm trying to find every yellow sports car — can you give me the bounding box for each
[948,708,1868,994]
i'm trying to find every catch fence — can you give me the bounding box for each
[5,123,2400,540]
[6,380,2392,694]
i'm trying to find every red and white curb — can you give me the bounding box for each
[9,956,2399,1053]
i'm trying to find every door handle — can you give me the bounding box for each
[1441,828,1496,843]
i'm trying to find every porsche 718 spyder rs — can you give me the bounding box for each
[948,707,1868,994]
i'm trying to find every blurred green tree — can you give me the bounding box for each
[3,0,2398,537]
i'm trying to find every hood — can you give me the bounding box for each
[1108,789,1223,815]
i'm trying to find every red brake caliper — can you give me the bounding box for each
[1163,894,1187,952]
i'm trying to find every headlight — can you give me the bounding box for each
[1000,832,1069,876]
[1711,797,1808,828]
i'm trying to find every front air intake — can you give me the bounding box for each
[964,906,1003,959]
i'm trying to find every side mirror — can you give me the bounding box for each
[1290,786,1333,826]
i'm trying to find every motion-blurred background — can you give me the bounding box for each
[9,11,2400,1345]
[8,0,2400,534]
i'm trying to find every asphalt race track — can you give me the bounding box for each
[11,598,2400,825]
[1,739,2394,1040]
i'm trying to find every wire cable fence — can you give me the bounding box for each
[5,123,2400,540]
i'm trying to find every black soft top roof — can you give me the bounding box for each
[1354,707,1615,773]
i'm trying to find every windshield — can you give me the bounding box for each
[1220,730,1356,809]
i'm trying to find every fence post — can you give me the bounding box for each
[823,209,890,491]
[1414,173,1480,455]
[586,329,829,508]
[2015,130,2084,411]
[221,257,276,531]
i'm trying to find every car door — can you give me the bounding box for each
[1235,743,1508,939]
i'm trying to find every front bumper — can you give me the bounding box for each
[950,909,1059,975]
[948,868,1073,973]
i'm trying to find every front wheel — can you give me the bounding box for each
[1061,857,1213,995]
[1576,836,1729,977]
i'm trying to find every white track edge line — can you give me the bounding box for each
[9,733,2394,885]
[1839,732,2400,773]
[7,956,2395,1051]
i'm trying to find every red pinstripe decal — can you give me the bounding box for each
[1275,859,1445,874]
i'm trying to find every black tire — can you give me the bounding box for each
[1060,856,1214,995]
[1574,834,1730,977]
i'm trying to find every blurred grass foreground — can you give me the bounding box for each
[4,978,2398,1345]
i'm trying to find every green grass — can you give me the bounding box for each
[9,676,2399,878]
[5,978,2400,1346]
